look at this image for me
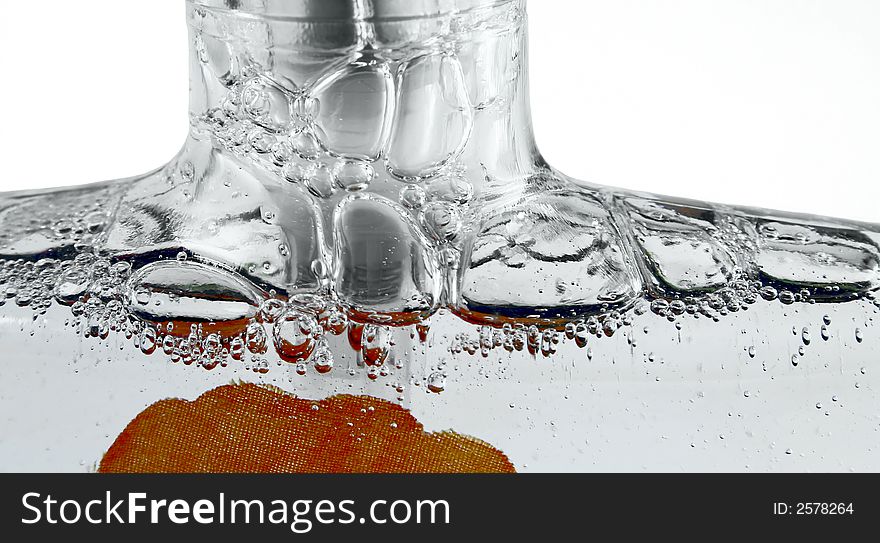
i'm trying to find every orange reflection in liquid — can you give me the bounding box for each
[99,383,515,473]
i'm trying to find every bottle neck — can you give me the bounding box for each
[185,0,541,186]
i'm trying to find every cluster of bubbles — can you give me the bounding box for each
[5,236,875,373]
[195,52,477,250]
[647,278,763,322]
[201,73,376,201]
[0,184,121,257]
[448,311,629,359]
[0,259,64,314]
[65,254,406,379]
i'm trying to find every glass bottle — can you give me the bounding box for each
[0,0,878,472]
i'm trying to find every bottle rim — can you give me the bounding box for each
[187,0,522,22]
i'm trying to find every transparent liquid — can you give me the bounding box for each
[1,0,879,471]
[2,167,879,472]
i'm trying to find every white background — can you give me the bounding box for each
[0,0,877,221]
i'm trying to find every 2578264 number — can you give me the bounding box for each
[796,503,853,515]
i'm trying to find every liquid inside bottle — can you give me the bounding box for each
[1,0,878,472]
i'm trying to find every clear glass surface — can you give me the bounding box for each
[1,0,878,472]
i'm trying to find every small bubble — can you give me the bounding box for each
[305,164,336,198]
[140,328,157,355]
[258,298,286,323]
[180,161,195,180]
[427,372,446,393]
[332,160,374,192]
[271,142,294,165]
[420,202,461,242]
[361,324,392,367]
[423,175,474,204]
[291,131,322,160]
[246,322,268,354]
[134,287,152,306]
[229,337,245,360]
[759,286,778,301]
[311,259,328,280]
[855,328,864,343]
[669,299,686,315]
[399,185,427,209]
[650,299,670,315]
[248,130,276,154]
[312,340,334,374]
[283,161,312,183]
[292,95,319,121]
[273,309,318,364]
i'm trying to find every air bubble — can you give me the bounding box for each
[248,130,276,154]
[292,94,319,123]
[759,286,778,301]
[134,288,152,306]
[246,322,268,354]
[273,309,318,363]
[230,337,245,360]
[424,175,474,204]
[420,202,461,243]
[399,185,427,209]
[332,161,374,192]
[258,298,286,323]
[162,335,176,355]
[54,267,91,304]
[361,324,392,367]
[140,328,157,355]
[650,299,669,315]
[291,131,322,160]
[304,165,336,198]
[283,162,312,184]
[320,307,348,335]
[312,340,334,374]
[271,142,294,165]
[427,372,446,393]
